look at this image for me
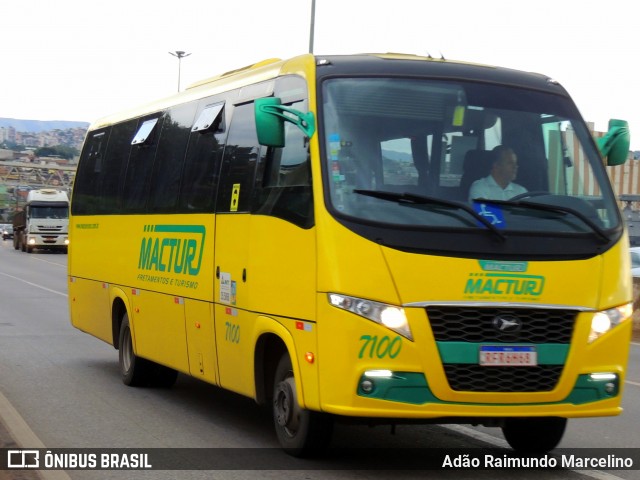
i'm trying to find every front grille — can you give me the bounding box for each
[427,306,578,392]
[36,225,63,232]
[427,306,577,343]
[443,364,563,392]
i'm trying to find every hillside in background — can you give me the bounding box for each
[0,117,89,132]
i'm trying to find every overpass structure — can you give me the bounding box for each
[0,160,76,189]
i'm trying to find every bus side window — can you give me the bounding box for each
[149,102,198,213]
[72,128,110,215]
[99,119,138,213]
[216,103,259,213]
[253,100,313,228]
[178,96,227,213]
[122,113,164,212]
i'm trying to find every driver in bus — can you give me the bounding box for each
[468,145,527,202]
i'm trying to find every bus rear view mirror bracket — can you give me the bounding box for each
[255,97,315,147]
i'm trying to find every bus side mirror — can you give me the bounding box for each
[255,97,315,148]
[597,119,630,166]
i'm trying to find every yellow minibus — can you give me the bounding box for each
[69,53,632,456]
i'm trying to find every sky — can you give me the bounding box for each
[2,0,638,149]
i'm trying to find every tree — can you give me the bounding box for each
[34,145,79,160]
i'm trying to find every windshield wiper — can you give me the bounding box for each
[354,189,506,242]
[476,198,609,243]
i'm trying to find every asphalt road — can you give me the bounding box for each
[0,239,638,480]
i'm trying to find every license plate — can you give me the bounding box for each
[479,345,537,366]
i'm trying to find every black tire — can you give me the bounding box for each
[118,313,151,387]
[118,313,178,388]
[272,353,333,457]
[502,417,566,453]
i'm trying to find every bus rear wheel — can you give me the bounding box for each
[272,353,333,457]
[502,417,566,453]
[118,313,178,388]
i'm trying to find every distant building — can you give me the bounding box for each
[0,126,16,144]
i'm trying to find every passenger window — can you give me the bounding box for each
[72,129,110,215]
[149,102,197,212]
[122,114,164,212]
[216,103,259,213]
[179,96,228,213]
[100,120,138,213]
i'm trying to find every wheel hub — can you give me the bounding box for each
[274,377,300,435]
[274,380,294,427]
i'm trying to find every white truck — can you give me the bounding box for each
[13,189,69,253]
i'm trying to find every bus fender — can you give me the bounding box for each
[109,286,134,351]
[253,315,318,410]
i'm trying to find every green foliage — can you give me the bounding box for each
[34,145,78,160]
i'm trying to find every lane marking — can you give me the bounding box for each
[27,256,67,268]
[0,271,67,297]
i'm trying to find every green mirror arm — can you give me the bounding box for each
[257,104,316,138]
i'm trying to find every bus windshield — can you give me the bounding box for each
[320,77,621,245]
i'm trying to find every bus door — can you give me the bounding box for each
[214,93,317,398]
[214,102,259,397]
[177,98,227,385]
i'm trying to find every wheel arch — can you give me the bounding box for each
[253,316,304,408]
[254,332,288,406]
[110,288,131,350]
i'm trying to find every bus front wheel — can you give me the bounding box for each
[502,417,566,453]
[272,353,333,457]
[118,313,178,388]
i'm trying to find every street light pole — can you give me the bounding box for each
[168,50,191,92]
[309,0,316,54]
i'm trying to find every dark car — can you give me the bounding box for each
[1,224,13,240]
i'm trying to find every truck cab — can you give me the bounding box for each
[13,188,69,253]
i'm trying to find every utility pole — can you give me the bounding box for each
[168,51,192,92]
[309,0,316,54]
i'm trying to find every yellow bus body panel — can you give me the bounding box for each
[314,215,631,418]
[69,277,112,344]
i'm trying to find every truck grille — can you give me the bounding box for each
[426,306,578,392]
[36,225,63,232]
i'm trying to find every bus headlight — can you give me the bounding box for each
[328,293,412,340]
[589,303,633,343]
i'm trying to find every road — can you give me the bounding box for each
[0,238,638,480]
